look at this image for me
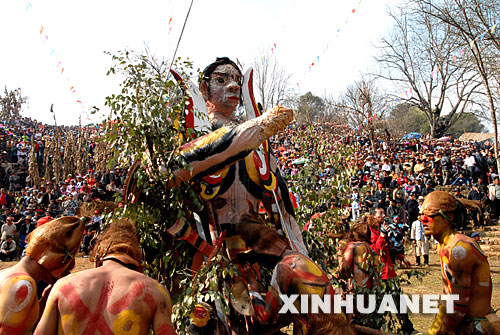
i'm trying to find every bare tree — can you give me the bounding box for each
[322,93,352,125]
[416,0,500,169]
[375,4,482,138]
[336,77,388,154]
[0,87,28,120]
[251,50,292,111]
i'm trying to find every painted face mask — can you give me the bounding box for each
[207,64,242,117]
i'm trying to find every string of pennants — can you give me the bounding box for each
[281,0,365,101]
[24,1,93,121]
[24,1,177,124]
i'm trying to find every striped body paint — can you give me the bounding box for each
[245,252,353,334]
[36,272,176,335]
[57,281,150,335]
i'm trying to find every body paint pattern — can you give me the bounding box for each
[58,281,150,335]
[0,273,38,334]
[429,234,493,335]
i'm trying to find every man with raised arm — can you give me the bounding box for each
[129,57,306,255]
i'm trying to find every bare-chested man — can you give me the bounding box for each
[235,214,354,335]
[421,191,499,335]
[34,219,175,335]
[338,220,379,290]
[0,216,85,335]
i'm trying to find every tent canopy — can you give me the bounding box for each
[458,132,494,143]
[401,132,422,140]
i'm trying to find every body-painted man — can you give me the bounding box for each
[124,57,306,332]
[338,220,379,291]
[171,57,306,254]
[235,214,353,335]
[0,216,85,335]
[126,58,305,254]
[34,219,175,335]
[420,191,499,335]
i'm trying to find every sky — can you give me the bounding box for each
[0,0,402,125]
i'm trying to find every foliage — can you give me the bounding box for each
[387,103,428,136]
[282,125,429,332]
[388,103,486,137]
[172,253,239,333]
[295,92,326,124]
[446,112,486,137]
[103,50,239,333]
[283,125,354,269]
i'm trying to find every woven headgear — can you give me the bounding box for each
[420,191,457,216]
[90,219,143,272]
[25,216,85,278]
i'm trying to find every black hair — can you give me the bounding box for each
[200,57,244,106]
[201,57,242,84]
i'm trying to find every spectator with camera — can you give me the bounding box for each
[369,206,414,335]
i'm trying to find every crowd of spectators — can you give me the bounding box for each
[1,115,497,263]
[272,123,497,224]
[0,116,122,260]
[271,123,497,269]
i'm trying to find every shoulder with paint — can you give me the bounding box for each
[447,237,483,271]
[0,272,38,325]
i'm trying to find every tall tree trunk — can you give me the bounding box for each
[369,127,376,155]
[483,81,499,172]
[471,42,499,172]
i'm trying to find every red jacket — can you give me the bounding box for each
[369,226,397,280]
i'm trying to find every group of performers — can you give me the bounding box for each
[0,58,498,334]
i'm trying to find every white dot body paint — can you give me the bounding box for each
[451,246,466,261]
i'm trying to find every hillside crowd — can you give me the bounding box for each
[272,123,497,222]
[0,116,123,260]
[1,116,497,264]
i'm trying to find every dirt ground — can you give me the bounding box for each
[1,248,498,334]
[0,252,94,273]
